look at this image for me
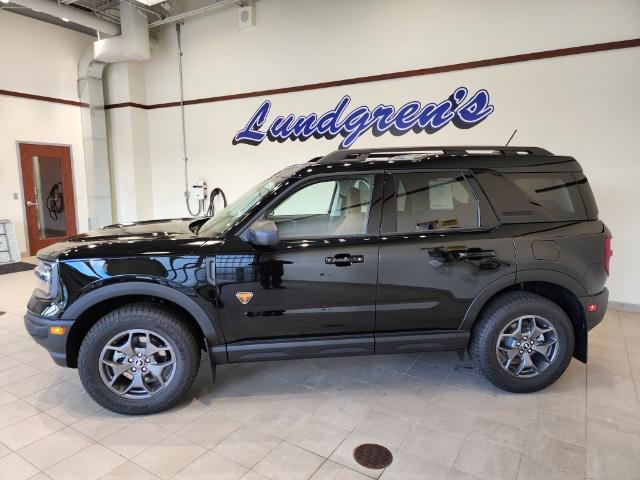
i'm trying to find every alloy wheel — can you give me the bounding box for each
[98,329,176,399]
[495,315,559,378]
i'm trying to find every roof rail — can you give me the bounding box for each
[313,146,553,164]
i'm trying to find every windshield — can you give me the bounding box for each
[198,174,287,237]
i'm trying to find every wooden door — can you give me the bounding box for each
[18,143,77,255]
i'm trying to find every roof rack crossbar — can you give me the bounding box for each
[316,146,552,164]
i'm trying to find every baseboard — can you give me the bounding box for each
[609,301,640,314]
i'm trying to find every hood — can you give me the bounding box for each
[38,218,211,261]
[87,218,198,237]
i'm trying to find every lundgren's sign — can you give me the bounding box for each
[233,87,494,149]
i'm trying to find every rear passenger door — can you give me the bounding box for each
[375,170,516,353]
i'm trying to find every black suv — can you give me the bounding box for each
[25,146,611,414]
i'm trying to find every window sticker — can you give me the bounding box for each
[429,179,454,210]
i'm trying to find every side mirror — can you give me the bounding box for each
[248,219,279,246]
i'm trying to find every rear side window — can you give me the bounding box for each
[477,172,587,223]
[391,172,479,232]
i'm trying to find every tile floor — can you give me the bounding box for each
[1,269,640,480]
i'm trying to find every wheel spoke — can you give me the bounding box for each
[119,332,136,357]
[505,352,520,370]
[146,359,174,387]
[515,317,524,338]
[529,322,544,341]
[498,333,518,343]
[143,334,170,357]
[532,340,556,362]
[516,351,536,375]
[147,359,174,376]
[146,368,165,387]
[124,372,149,394]
[102,360,130,382]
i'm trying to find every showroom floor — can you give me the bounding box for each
[0,270,639,480]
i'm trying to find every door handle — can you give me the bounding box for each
[325,254,365,266]
[26,200,37,207]
[456,248,496,259]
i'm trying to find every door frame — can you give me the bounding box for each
[16,141,79,255]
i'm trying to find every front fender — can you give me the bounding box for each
[62,281,221,346]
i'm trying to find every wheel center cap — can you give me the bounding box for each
[135,359,144,367]
[522,342,530,350]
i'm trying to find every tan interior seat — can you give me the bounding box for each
[334,187,366,235]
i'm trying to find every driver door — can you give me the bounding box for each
[214,174,383,362]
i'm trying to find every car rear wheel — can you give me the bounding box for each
[469,292,574,393]
[78,302,201,415]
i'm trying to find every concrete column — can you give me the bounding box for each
[104,61,154,223]
[78,47,113,230]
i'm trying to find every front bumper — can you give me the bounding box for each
[581,287,609,331]
[24,311,74,367]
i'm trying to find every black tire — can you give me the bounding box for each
[78,302,201,415]
[469,292,574,393]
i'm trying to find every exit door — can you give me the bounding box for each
[18,143,78,255]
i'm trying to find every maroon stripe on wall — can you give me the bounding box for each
[2,38,639,110]
[0,89,88,107]
[109,37,640,110]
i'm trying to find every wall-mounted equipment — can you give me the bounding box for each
[192,180,207,201]
[238,4,256,28]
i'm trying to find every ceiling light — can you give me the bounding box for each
[61,17,69,22]
[0,1,10,4]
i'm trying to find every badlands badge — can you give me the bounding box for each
[235,292,254,305]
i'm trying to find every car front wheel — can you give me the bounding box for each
[78,302,201,415]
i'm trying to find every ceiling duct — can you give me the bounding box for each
[94,0,150,62]
[8,0,120,35]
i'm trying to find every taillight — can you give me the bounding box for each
[604,235,613,275]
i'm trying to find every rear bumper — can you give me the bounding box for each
[580,287,609,331]
[24,311,74,367]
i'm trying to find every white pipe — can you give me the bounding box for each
[10,0,120,35]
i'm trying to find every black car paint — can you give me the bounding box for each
[25,150,609,369]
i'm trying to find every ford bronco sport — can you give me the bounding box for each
[25,146,611,414]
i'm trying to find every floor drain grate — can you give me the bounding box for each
[353,443,393,469]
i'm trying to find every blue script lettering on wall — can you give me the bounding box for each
[233,87,494,149]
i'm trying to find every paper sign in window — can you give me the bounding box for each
[429,179,454,210]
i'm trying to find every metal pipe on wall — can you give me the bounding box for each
[176,21,202,216]
[149,0,239,29]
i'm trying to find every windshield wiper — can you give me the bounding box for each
[188,219,207,234]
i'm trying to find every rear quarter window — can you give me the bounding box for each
[476,171,587,223]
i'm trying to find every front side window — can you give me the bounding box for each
[267,176,373,239]
[392,172,479,232]
[199,175,286,237]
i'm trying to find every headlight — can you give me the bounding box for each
[34,259,58,298]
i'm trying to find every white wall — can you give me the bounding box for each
[0,10,92,253]
[52,0,640,304]
[103,0,640,304]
